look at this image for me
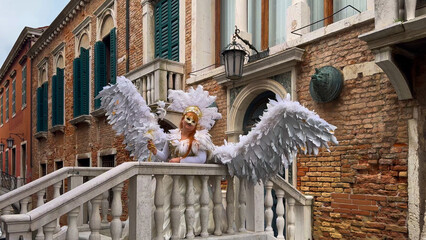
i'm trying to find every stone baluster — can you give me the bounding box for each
[200,176,209,237]
[102,190,109,223]
[264,181,274,235]
[147,75,152,105]
[43,220,57,240]
[1,206,13,239]
[276,189,285,240]
[226,176,235,234]
[185,176,195,239]
[149,74,154,104]
[67,207,80,240]
[287,197,296,240]
[19,197,30,214]
[89,194,103,240]
[239,178,247,232]
[53,181,62,232]
[35,189,46,240]
[213,176,223,236]
[175,74,182,90]
[142,76,147,100]
[168,72,174,90]
[171,176,181,240]
[155,175,165,240]
[111,183,124,240]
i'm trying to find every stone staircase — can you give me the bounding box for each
[0,162,313,240]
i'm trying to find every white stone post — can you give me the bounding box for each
[68,174,84,226]
[276,189,285,240]
[226,176,235,234]
[200,176,209,237]
[287,197,296,240]
[89,194,102,240]
[405,0,417,20]
[264,181,274,235]
[53,181,62,232]
[1,206,13,238]
[129,174,152,239]
[67,207,80,240]
[185,176,195,239]
[246,181,264,232]
[111,183,124,240]
[155,175,165,240]
[170,176,181,240]
[286,0,310,41]
[213,176,223,236]
[35,189,46,240]
[239,178,247,232]
[142,0,155,63]
[374,0,399,30]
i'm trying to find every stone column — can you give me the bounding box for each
[246,182,264,232]
[128,175,152,239]
[286,0,310,41]
[374,0,399,30]
[142,0,155,63]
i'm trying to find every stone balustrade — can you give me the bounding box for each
[126,58,184,105]
[1,162,313,240]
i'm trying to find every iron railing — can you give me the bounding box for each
[0,171,18,191]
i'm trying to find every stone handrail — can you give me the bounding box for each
[1,162,313,240]
[126,58,184,105]
[0,167,109,211]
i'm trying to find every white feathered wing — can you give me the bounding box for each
[214,94,338,183]
[97,76,166,161]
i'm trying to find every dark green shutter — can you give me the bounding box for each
[22,67,26,106]
[36,87,43,132]
[57,68,64,125]
[52,75,57,126]
[42,82,48,131]
[94,41,106,109]
[80,47,90,115]
[73,58,81,118]
[110,28,117,84]
[155,0,179,61]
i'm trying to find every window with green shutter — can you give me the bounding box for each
[80,47,90,115]
[37,87,43,132]
[52,75,57,126]
[110,27,117,84]
[73,58,81,118]
[95,41,106,109]
[155,0,179,61]
[22,66,27,107]
[42,82,48,131]
[56,68,64,125]
[12,80,15,115]
[5,88,9,121]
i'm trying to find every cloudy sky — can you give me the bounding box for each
[0,0,69,66]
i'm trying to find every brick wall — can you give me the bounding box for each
[296,22,414,239]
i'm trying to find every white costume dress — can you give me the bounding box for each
[152,129,223,239]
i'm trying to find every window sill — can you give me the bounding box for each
[91,108,106,118]
[50,125,65,134]
[21,104,26,110]
[35,131,48,140]
[70,115,92,126]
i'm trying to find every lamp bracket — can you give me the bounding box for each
[234,26,259,55]
[10,133,24,141]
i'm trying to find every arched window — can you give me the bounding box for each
[73,31,91,118]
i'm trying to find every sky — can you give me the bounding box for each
[0,0,69,67]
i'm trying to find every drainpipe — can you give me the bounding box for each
[126,0,130,73]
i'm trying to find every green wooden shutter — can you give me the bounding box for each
[57,68,64,125]
[80,47,90,115]
[169,0,179,61]
[22,67,27,106]
[12,80,16,115]
[42,82,48,131]
[52,75,57,126]
[155,0,179,61]
[110,28,117,84]
[37,87,42,132]
[94,41,106,109]
[73,58,81,117]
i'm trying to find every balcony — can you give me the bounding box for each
[126,58,185,106]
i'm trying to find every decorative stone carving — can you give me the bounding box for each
[309,66,343,103]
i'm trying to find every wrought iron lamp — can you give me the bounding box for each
[222,26,269,80]
[5,133,24,149]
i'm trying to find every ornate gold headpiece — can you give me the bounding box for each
[184,106,202,119]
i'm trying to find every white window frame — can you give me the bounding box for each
[21,65,27,110]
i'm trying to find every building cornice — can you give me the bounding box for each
[28,0,92,59]
[0,27,44,81]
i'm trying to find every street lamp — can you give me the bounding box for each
[222,26,269,80]
[4,133,24,149]
[7,137,14,149]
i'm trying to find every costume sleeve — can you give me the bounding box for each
[181,150,207,164]
[155,142,169,162]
